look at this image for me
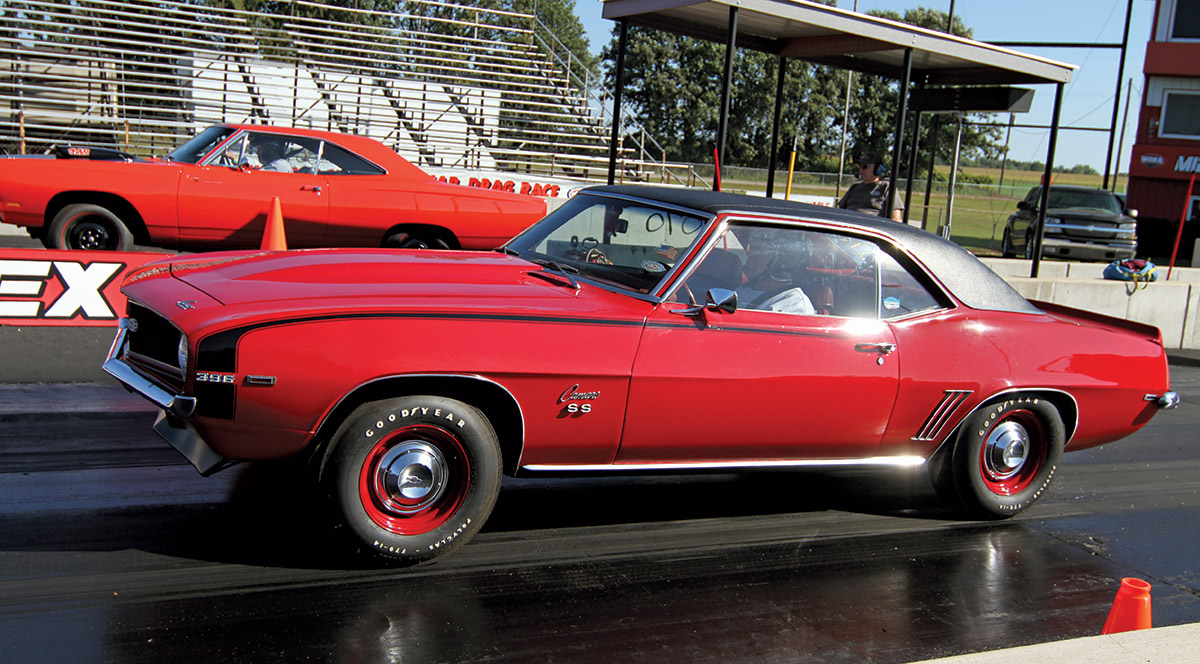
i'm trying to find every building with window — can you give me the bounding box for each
[1127,0,1200,258]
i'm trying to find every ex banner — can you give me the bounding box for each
[0,248,171,326]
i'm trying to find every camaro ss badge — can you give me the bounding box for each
[559,384,599,414]
[177,300,197,310]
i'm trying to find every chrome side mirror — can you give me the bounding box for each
[672,288,738,318]
[706,288,738,314]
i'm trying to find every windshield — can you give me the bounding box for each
[1046,189,1123,214]
[167,125,237,164]
[505,193,709,294]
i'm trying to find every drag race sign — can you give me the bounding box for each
[0,249,170,326]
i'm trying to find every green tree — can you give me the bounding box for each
[849,8,1004,177]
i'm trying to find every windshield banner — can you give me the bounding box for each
[0,248,171,326]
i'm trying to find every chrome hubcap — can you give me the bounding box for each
[984,421,1030,479]
[375,441,448,514]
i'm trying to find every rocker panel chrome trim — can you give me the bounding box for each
[521,456,926,473]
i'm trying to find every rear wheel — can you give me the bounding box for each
[46,203,134,251]
[937,396,1064,519]
[326,395,501,565]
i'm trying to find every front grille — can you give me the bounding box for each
[1050,219,1121,242]
[126,301,182,376]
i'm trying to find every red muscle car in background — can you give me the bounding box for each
[0,124,546,251]
[103,185,1177,566]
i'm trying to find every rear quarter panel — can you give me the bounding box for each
[886,305,1168,456]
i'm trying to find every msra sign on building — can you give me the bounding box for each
[1176,155,1200,173]
[1131,145,1200,180]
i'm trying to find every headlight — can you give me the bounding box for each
[1043,217,1062,234]
[177,334,189,373]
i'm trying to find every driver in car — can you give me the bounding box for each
[735,230,815,315]
[254,137,293,172]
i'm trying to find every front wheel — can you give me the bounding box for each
[1000,228,1016,258]
[46,203,134,251]
[384,230,449,249]
[326,395,501,565]
[938,396,1064,519]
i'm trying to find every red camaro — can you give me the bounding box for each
[103,185,1177,565]
[0,124,546,251]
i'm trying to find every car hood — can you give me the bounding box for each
[160,248,648,319]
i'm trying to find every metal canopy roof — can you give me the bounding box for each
[601,0,1076,86]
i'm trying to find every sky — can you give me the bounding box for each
[572,0,1156,175]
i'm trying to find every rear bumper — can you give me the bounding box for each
[103,318,229,475]
[1151,392,1180,410]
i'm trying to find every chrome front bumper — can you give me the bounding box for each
[103,318,228,475]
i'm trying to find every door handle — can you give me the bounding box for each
[856,342,896,365]
[855,342,897,354]
[300,185,322,194]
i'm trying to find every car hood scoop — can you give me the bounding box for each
[166,249,633,315]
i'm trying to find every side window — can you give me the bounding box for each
[877,251,946,319]
[317,142,385,175]
[681,224,946,320]
[211,134,248,167]
[681,224,877,318]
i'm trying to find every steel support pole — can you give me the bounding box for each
[1115,78,1133,191]
[715,7,738,192]
[607,19,629,186]
[766,57,788,198]
[1032,83,1065,279]
[886,48,913,220]
[921,115,940,230]
[943,115,964,239]
[904,107,923,224]
[1103,0,1134,190]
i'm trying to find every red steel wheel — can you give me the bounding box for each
[328,395,501,565]
[357,424,469,535]
[947,396,1065,519]
[976,408,1045,496]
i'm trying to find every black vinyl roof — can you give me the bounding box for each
[602,0,1076,86]
[583,185,1041,315]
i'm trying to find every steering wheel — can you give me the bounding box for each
[585,248,611,265]
[580,237,611,265]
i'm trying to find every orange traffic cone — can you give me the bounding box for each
[1101,577,1152,634]
[261,196,287,251]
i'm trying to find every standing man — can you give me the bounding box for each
[838,152,904,222]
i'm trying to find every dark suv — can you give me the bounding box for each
[1002,185,1137,261]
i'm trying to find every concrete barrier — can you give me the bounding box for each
[980,258,1200,350]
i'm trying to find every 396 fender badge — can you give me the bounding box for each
[177,300,197,310]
